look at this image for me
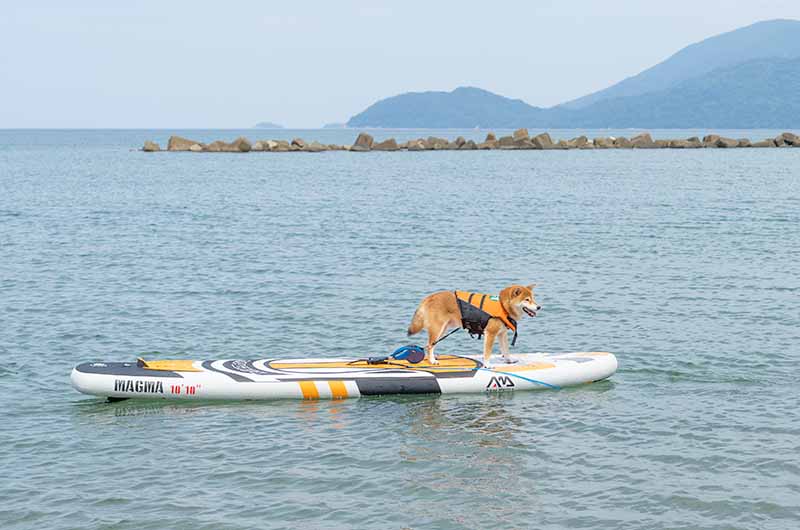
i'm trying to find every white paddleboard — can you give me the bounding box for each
[71,352,617,401]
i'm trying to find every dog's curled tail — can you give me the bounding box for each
[407,307,424,336]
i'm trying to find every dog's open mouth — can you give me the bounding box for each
[523,307,537,317]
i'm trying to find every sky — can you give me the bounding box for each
[2,0,800,128]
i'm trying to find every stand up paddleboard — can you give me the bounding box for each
[71,352,617,401]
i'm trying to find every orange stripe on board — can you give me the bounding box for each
[138,359,203,372]
[328,381,348,399]
[298,381,319,399]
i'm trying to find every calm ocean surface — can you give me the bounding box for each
[1,128,798,530]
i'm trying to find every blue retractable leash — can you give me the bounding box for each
[367,345,426,365]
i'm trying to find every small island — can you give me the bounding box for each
[253,122,284,129]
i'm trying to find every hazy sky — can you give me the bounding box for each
[2,1,800,128]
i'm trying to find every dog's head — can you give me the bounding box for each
[502,284,541,318]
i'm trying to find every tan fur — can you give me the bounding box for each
[407,284,540,365]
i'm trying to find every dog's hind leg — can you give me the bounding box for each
[426,321,450,365]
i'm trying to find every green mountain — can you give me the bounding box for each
[347,86,544,128]
[561,19,800,109]
[346,19,800,129]
[566,57,800,129]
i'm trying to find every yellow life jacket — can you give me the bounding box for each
[454,291,518,345]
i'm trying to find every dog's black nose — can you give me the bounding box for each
[536,305,542,310]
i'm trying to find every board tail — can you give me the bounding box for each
[407,307,424,336]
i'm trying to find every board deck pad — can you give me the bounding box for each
[268,354,481,373]
[71,352,617,401]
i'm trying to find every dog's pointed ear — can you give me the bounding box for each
[512,287,522,297]
[527,283,537,290]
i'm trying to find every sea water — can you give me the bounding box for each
[1,129,798,530]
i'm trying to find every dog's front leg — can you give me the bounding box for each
[482,322,500,366]
[498,330,515,363]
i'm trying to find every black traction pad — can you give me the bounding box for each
[75,362,183,378]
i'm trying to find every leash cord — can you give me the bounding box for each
[429,327,461,348]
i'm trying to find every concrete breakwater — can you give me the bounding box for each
[143,130,800,153]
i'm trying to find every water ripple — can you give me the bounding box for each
[1,130,799,529]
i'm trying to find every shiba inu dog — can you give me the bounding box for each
[407,284,540,366]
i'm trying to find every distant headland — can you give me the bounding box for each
[141,130,800,153]
[345,20,800,129]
